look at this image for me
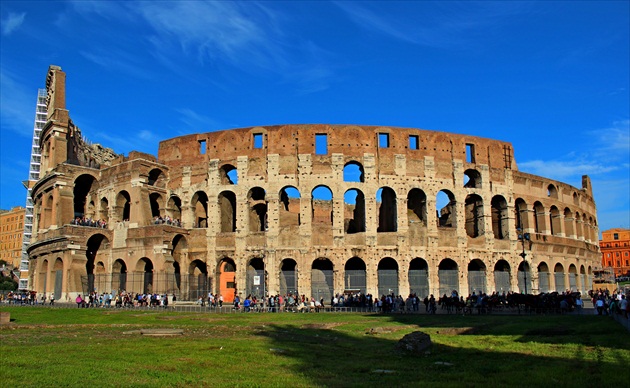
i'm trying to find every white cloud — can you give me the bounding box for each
[175,108,223,131]
[80,50,151,79]
[0,69,35,137]
[1,12,26,36]
[518,160,619,181]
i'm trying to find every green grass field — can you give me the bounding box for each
[1,307,628,387]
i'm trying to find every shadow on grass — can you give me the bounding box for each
[253,315,630,387]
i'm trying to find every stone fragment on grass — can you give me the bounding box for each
[395,331,432,354]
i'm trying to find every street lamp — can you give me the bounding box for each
[517,227,530,294]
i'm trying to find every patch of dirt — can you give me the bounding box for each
[525,327,575,336]
[435,327,479,335]
[301,323,343,330]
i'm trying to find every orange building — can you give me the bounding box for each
[600,228,630,278]
[0,207,26,269]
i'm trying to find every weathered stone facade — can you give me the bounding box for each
[28,66,600,302]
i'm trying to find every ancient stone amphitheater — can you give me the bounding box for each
[28,66,600,302]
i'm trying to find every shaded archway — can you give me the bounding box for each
[218,191,237,232]
[39,259,49,295]
[344,257,366,294]
[538,262,550,293]
[463,169,481,188]
[167,196,182,223]
[248,187,267,232]
[112,259,127,292]
[436,190,456,227]
[148,168,165,187]
[344,189,365,234]
[218,258,236,302]
[438,259,459,296]
[99,197,109,222]
[53,258,63,300]
[563,208,574,237]
[377,187,397,232]
[464,194,484,238]
[189,260,209,301]
[554,263,565,292]
[311,258,334,301]
[149,192,163,219]
[517,261,531,294]
[220,164,238,185]
[116,190,131,222]
[491,195,508,239]
[279,259,298,296]
[377,257,399,296]
[568,264,578,292]
[136,258,154,294]
[549,206,560,236]
[279,186,301,228]
[312,186,333,228]
[408,258,429,298]
[493,260,511,293]
[191,191,208,228]
[407,189,427,227]
[85,234,108,294]
[246,257,265,299]
[533,202,545,234]
[514,198,529,231]
[467,259,486,294]
[73,174,97,218]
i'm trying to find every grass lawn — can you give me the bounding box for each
[1,307,628,387]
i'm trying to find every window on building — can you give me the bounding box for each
[409,135,419,150]
[378,133,389,148]
[466,143,475,163]
[199,140,206,155]
[614,233,619,239]
[315,134,328,155]
[253,133,263,149]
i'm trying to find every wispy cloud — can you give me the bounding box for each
[1,12,26,36]
[175,108,223,131]
[0,69,36,137]
[80,50,151,79]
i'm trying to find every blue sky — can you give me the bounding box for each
[1,1,628,233]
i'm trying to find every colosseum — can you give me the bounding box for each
[28,65,601,302]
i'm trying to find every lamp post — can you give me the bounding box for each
[517,227,530,294]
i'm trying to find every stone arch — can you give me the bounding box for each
[52,257,64,300]
[436,190,456,228]
[116,190,131,222]
[438,259,459,296]
[148,168,166,188]
[464,168,482,188]
[279,186,301,228]
[493,260,511,293]
[218,191,236,232]
[467,259,487,294]
[377,187,397,232]
[42,193,54,229]
[549,206,561,236]
[464,194,484,238]
[343,161,365,182]
[538,262,550,293]
[39,259,49,294]
[517,260,531,294]
[191,191,208,228]
[246,257,265,299]
[514,198,529,231]
[248,187,267,232]
[554,263,565,292]
[312,186,333,228]
[547,184,558,198]
[377,257,399,296]
[408,258,429,297]
[579,265,587,294]
[73,174,98,218]
[311,258,334,301]
[112,258,128,292]
[135,257,154,294]
[344,189,365,234]
[167,196,182,222]
[149,192,163,219]
[99,197,109,222]
[563,207,574,237]
[533,201,545,234]
[220,164,238,185]
[218,258,236,302]
[491,195,509,239]
[344,257,367,294]
[407,188,427,227]
[171,234,187,292]
[568,264,578,292]
[279,259,298,296]
[86,233,109,294]
[575,211,583,240]
[188,259,209,301]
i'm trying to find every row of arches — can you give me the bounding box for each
[515,198,598,242]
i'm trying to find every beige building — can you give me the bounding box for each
[0,206,25,269]
[28,65,601,302]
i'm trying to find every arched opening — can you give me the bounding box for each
[573,192,579,206]
[377,187,397,232]
[116,191,131,222]
[491,195,508,239]
[248,187,267,232]
[547,184,558,198]
[343,161,364,182]
[189,260,209,301]
[467,259,487,294]
[311,258,334,302]
[167,196,182,224]
[279,259,298,296]
[563,208,574,237]
[407,189,427,227]
[148,168,165,187]
[568,264,578,292]
[533,202,545,234]
[377,257,399,296]
[149,192,163,219]
[438,259,459,296]
[191,191,209,228]
[85,234,108,294]
[279,186,301,228]
[137,258,154,294]
[538,262,550,293]
[344,189,365,234]
[514,198,529,231]
[549,206,560,236]
[53,258,63,300]
[554,263,565,292]
[246,257,265,299]
[464,194,484,238]
[112,259,127,292]
[218,258,236,302]
[436,190,456,228]
[312,186,333,228]
[463,169,481,188]
[344,257,367,294]
[494,260,511,293]
[99,197,109,223]
[408,258,429,298]
[73,174,97,218]
[575,212,583,240]
[39,259,49,294]
[218,191,237,232]
[579,265,587,294]
[171,234,187,293]
[517,261,531,294]
[220,164,238,185]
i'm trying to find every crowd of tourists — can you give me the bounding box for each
[153,216,182,227]
[590,288,629,318]
[70,217,107,228]
[72,291,174,308]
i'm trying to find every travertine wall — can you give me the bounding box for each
[28,66,600,302]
